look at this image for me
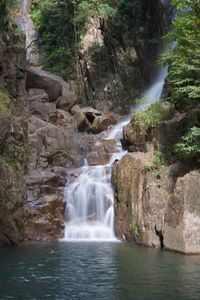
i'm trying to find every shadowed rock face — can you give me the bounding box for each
[0,29,28,246]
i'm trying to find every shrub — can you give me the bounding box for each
[145,150,165,172]
[134,102,169,128]
[175,126,200,155]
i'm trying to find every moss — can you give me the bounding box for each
[0,90,11,117]
[47,151,70,166]
[145,150,165,172]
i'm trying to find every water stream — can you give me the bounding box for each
[63,66,168,242]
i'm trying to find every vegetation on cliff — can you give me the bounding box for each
[30,0,115,79]
[30,0,162,80]
[161,0,200,106]
[159,0,200,158]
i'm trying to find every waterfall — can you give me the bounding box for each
[62,66,168,242]
[16,0,39,65]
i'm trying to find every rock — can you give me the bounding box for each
[0,30,27,246]
[0,117,10,147]
[25,194,64,241]
[164,171,200,254]
[29,99,57,121]
[55,109,77,131]
[28,116,90,169]
[73,106,102,132]
[122,101,176,152]
[73,106,117,133]
[158,112,187,147]
[50,166,68,177]
[113,153,150,242]
[86,139,117,165]
[28,115,47,134]
[113,152,200,254]
[86,151,110,165]
[28,89,49,102]
[27,67,76,102]
[56,95,76,112]
[122,118,148,152]
[74,111,91,132]
[91,114,117,133]
[26,170,65,186]
[71,104,81,115]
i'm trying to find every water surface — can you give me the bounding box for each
[0,242,200,300]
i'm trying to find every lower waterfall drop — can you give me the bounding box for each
[63,66,168,242]
[64,161,116,241]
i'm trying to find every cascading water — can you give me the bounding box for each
[16,0,39,65]
[63,66,168,242]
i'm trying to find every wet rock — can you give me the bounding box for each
[25,194,64,241]
[86,139,117,165]
[91,114,117,133]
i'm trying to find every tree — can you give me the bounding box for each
[161,0,200,107]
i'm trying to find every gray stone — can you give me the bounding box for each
[27,67,76,102]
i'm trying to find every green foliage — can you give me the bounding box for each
[0,0,17,27]
[131,216,140,237]
[160,0,200,106]
[134,102,169,128]
[145,150,165,172]
[175,127,200,155]
[0,90,11,117]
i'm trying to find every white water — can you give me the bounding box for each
[63,67,168,242]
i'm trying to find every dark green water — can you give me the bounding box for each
[0,242,200,300]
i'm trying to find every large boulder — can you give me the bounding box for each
[164,171,200,254]
[113,152,200,254]
[27,67,76,102]
[73,106,117,133]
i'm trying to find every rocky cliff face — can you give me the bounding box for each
[77,0,168,114]
[0,26,28,246]
[113,103,200,254]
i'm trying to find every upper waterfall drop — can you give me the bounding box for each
[62,66,168,242]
